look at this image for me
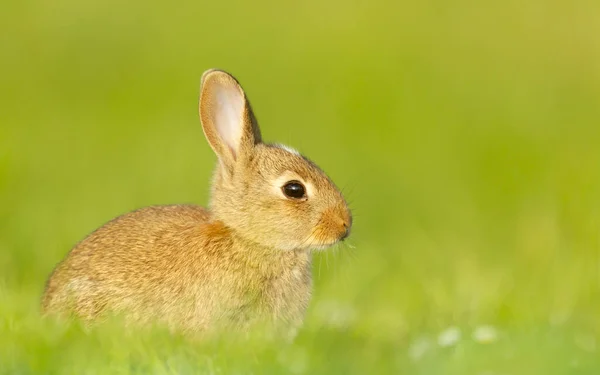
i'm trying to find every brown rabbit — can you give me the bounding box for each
[41,69,352,336]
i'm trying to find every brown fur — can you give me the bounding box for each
[41,70,351,336]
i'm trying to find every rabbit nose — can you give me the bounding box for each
[320,204,352,242]
[339,209,352,240]
[340,223,350,241]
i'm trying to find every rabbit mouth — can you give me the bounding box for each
[302,232,346,251]
[302,208,352,250]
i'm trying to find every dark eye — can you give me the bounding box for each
[282,181,306,199]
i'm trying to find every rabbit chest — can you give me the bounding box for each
[203,248,313,330]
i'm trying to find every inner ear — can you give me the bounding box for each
[212,84,245,159]
[199,69,262,167]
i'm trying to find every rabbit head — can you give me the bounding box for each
[199,70,352,251]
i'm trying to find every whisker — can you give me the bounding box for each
[298,216,322,250]
[341,181,358,197]
[318,252,322,278]
[346,246,359,263]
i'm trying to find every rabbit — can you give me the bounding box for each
[41,69,352,337]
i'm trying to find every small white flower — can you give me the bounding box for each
[408,336,431,361]
[472,325,499,344]
[437,326,461,347]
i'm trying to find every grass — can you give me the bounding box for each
[2,0,600,373]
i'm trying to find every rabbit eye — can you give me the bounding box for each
[282,181,306,199]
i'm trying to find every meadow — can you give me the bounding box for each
[1,0,600,373]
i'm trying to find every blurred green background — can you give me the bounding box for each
[2,0,600,373]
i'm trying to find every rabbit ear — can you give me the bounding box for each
[199,69,262,170]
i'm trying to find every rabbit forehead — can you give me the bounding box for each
[253,144,336,191]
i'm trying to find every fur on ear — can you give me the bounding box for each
[199,69,261,170]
